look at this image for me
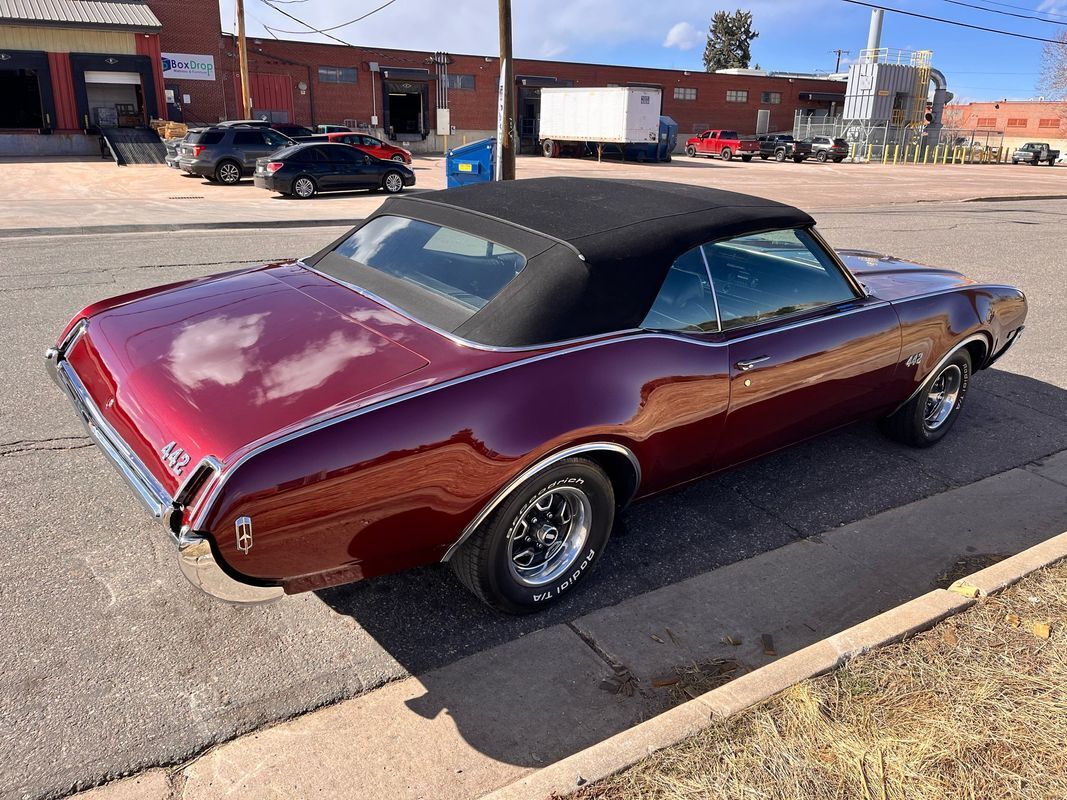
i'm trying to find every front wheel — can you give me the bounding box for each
[382,171,405,193]
[391,154,405,162]
[450,458,615,613]
[879,349,972,448]
[685,145,697,158]
[741,155,752,162]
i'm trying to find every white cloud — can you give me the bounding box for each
[663,21,703,51]
[167,312,267,389]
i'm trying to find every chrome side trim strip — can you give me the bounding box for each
[891,332,991,415]
[440,442,642,562]
[697,244,724,333]
[188,303,891,530]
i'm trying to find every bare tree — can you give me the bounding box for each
[1041,32,1067,101]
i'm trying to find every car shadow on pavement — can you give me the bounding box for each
[316,367,1067,769]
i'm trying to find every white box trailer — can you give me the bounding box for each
[538,87,662,159]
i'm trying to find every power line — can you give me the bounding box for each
[943,0,1067,25]
[965,0,1067,20]
[841,0,1067,44]
[260,0,400,35]
[258,0,354,46]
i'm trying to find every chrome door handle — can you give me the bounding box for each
[735,356,770,371]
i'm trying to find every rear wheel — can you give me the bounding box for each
[833,157,845,163]
[215,159,242,185]
[450,458,615,613]
[685,145,697,158]
[760,154,769,160]
[542,139,559,158]
[720,147,733,161]
[292,175,317,199]
[879,349,972,448]
[383,171,405,193]
[793,155,804,163]
[816,150,828,162]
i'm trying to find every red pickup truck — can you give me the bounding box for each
[685,130,760,161]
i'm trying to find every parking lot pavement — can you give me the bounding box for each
[0,155,1064,234]
[2,201,1065,799]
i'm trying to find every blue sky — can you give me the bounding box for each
[220,1,1066,102]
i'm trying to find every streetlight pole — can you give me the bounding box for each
[496,0,515,180]
[236,0,253,118]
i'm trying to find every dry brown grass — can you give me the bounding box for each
[575,563,1067,800]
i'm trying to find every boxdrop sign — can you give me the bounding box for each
[161,53,216,82]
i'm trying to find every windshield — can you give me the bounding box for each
[319,215,527,331]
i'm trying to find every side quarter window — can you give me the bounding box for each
[642,246,719,333]
[705,228,858,330]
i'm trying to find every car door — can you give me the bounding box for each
[701,131,717,155]
[359,135,389,159]
[329,146,378,189]
[707,228,902,465]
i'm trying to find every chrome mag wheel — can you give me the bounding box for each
[507,486,592,587]
[384,172,404,193]
[924,364,962,430]
[294,177,315,198]
[218,162,241,184]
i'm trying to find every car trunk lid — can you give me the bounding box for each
[63,266,430,496]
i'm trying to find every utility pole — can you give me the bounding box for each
[830,49,850,72]
[236,0,253,119]
[496,0,515,180]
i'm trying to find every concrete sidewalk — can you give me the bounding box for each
[2,157,1065,236]
[77,450,1067,800]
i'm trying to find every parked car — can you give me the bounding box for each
[164,134,187,170]
[317,124,353,134]
[1011,142,1059,166]
[271,123,316,139]
[45,178,1027,611]
[253,142,415,198]
[685,130,759,161]
[320,131,413,163]
[758,134,812,162]
[215,119,271,128]
[806,136,850,163]
[177,126,294,184]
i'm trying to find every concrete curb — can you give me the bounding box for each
[0,219,359,239]
[482,530,1067,800]
[962,193,1067,203]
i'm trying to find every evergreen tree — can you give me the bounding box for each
[703,10,759,72]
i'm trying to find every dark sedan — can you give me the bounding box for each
[254,142,415,198]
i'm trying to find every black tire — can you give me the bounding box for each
[205,175,219,183]
[760,154,769,160]
[450,458,615,614]
[741,155,752,162]
[685,145,697,158]
[382,171,405,194]
[775,150,787,162]
[720,147,733,161]
[793,156,805,163]
[215,159,242,185]
[291,175,317,199]
[833,157,845,163]
[879,349,972,448]
[816,150,828,162]
[542,139,558,158]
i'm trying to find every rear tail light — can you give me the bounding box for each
[266,161,283,174]
[190,145,205,157]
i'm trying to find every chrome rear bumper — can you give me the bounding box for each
[45,320,283,604]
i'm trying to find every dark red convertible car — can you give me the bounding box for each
[46,179,1026,611]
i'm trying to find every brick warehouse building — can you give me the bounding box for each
[944,100,1067,154]
[1,0,845,155]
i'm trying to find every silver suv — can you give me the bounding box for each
[178,126,294,184]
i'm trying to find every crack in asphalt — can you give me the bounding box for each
[0,436,93,457]
[730,484,805,538]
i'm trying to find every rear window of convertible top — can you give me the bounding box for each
[321,215,527,332]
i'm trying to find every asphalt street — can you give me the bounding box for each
[2,201,1065,800]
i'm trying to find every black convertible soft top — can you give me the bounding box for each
[312,177,815,347]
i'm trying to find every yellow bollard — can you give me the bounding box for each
[941,145,949,165]
[914,144,922,164]
[881,144,888,165]
[866,143,873,163]
[924,145,932,164]
[892,144,899,164]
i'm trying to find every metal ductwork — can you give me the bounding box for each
[866,9,884,57]
[925,68,954,149]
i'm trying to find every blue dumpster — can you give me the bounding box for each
[446,137,495,188]
[621,116,678,162]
